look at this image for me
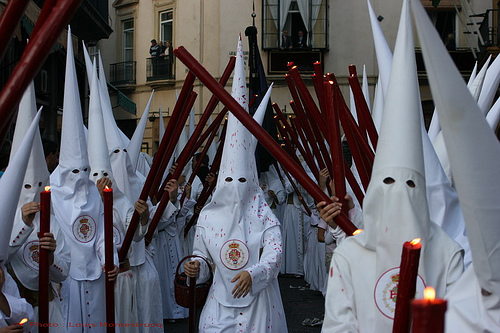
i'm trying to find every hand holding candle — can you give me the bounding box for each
[411,287,447,333]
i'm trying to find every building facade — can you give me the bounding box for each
[99,0,499,155]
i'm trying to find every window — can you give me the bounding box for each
[262,0,328,50]
[123,19,134,62]
[160,10,173,44]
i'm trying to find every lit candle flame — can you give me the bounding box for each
[329,81,334,84]
[424,286,436,301]
[19,318,28,325]
[410,238,421,245]
[44,186,51,192]
[353,229,363,236]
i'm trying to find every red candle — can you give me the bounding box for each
[411,287,447,333]
[103,186,115,333]
[393,238,422,333]
[119,72,195,263]
[38,186,51,333]
[173,46,358,236]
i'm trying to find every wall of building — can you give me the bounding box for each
[99,0,492,156]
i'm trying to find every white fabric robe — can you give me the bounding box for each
[322,223,463,333]
[153,200,188,320]
[192,225,287,332]
[8,214,70,333]
[445,265,500,332]
[0,265,33,328]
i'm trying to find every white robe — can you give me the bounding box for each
[131,246,164,333]
[303,213,326,293]
[322,223,463,333]
[193,226,287,332]
[8,215,70,333]
[445,265,500,332]
[153,201,188,320]
[0,265,33,328]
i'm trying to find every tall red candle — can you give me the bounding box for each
[38,186,51,333]
[411,287,447,333]
[393,238,422,333]
[103,186,115,333]
[174,46,358,236]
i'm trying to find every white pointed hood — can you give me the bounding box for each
[0,110,42,263]
[128,90,154,171]
[197,35,279,308]
[354,3,429,328]
[412,0,500,298]
[88,60,113,182]
[360,0,429,256]
[367,0,394,130]
[50,27,104,280]
[159,105,166,142]
[10,82,50,209]
[478,52,500,115]
[87,60,132,251]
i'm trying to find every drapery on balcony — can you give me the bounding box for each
[146,55,175,81]
[109,61,136,85]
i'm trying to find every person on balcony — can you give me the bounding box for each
[280,30,293,50]
[295,30,308,50]
[149,39,161,76]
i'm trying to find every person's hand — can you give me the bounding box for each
[165,179,178,203]
[184,182,192,200]
[318,168,330,191]
[231,271,252,298]
[345,194,355,211]
[103,265,119,282]
[316,196,342,228]
[169,163,178,175]
[21,202,40,227]
[268,190,277,199]
[0,324,25,332]
[96,177,112,199]
[39,232,56,265]
[183,260,200,278]
[135,199,149,226]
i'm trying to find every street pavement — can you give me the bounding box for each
[164,274,325,332]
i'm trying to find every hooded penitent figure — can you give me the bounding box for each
[50,27,112,333]
[411,0,500,331]
[0,110,41,328]
[189,35,287,332]
[8,82,70,333]
[322,2,463,332]
[86,60,143,331]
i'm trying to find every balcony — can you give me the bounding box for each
[109,61,136,90]
[146,56,175,83]
[267,50,323,75]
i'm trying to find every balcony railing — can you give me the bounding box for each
[109,61,136,86]
[267,50,323,75]
[146,56,175,82]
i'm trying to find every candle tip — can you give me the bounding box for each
[353,229,363,236]
[19,318,28,325]
[45,186,51,192]
[424,286,436,301]
[410,238,421,245]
